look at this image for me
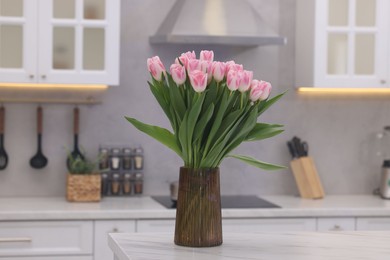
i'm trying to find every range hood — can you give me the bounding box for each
[150,0,287,47]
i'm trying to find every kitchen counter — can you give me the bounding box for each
[1,195,390,221]
[108,232,390,260]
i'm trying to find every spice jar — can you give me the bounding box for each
[134,147,144,170]
[101,173,110,195]
[110,148,121,170]
[99,148,110,170]
[122,148,132,170]
[122,173,132,195]
[111,173,121,195]
[134,173,143,194]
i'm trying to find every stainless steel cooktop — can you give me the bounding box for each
[151,195,280,209]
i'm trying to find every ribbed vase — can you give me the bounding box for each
[174,167,222,247]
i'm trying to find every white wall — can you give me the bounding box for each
[0,0,386,197]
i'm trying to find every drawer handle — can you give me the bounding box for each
[0,237,32,243]
[330,225,342,231]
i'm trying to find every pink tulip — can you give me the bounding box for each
[211,62,226,82]
[238,70,253,92]
[189,70,208,93]
[176,51,196,67]
[201,61,213,84]
[250,80,272,101]
[227,70,241,91]
[147,56,166,81]
[170,64,186,85]
[199,50,214,62]
[225,60,243,75]
[186,59,201,73]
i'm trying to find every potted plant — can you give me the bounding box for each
[66,155,101,202]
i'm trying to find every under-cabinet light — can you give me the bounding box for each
[0,83,108,90]
[297,87,390,94]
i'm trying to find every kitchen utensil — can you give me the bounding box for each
[380,160,390,199]
[287,141,298,159]
[170,181,179,201]
[0,106,8,170]
[67,107,84,169]
[291,136,304,157]
[30,106,48,169]
[302,141,309,156]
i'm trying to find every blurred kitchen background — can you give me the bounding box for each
[0,0,387,197]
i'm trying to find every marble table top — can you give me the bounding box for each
[108,232,390,260]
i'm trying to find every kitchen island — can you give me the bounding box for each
[108,232,390,260]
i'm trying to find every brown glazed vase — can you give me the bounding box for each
[174,167,222,247]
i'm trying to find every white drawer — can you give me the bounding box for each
[0,221,93,257]
[356,217,390,230]
[136,220,176,233]
[317,218,355,231]
[223,218,317,232]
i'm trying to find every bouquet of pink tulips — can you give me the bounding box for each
[126,50,285,170]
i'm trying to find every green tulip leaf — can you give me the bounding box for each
[228,154,286,170]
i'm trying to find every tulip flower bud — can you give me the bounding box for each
[200,50,214,62]
[227,70,241,91]
[189,70,208,93]
[147,56,166,81]
[238,70,253,92]
[211,62,226,82]
[250,80,272,101]
[186,59,201,73]
[170,64,186,85]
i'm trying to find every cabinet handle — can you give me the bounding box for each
[112,228,119,232]
[381,80,387,84]
[0,237,32,243]
[41,75,46,79]
[330,225,342,231]
[29,74,34,79]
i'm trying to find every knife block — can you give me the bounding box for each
[290,156,325,199]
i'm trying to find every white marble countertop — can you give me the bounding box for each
[108,232,390,260]
[1,195,390,221]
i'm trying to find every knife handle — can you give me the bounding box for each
[287,141,298,159]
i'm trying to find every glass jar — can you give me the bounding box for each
[134,147,144,170]
[111,173,121,195]
[99,148,109,170]
[122,148,132,170]
[122,172,133,195]
[110,148,121,171]
[101,173,110,195]
[134,172,143,194]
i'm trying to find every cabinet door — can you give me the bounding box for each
[317,217,356,231]
[0,0,38,83]
[136,220,176,233]
[38,0,120,85]
[315,0,389,88]
[356,217,390,230]
[94,220,136,260]
[0,220,93,257]
[222,218,316,232]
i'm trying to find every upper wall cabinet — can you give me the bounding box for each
[0,0,120,85]
[296,0,389,88]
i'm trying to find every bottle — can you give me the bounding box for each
[380,160,390,199]
[99,148,109,170]
[122,172,133,195]
[122,148,132,170]
[110,148,121,171]
[134,173,143,194]
[111,173,121,195]
[134,147,144,170]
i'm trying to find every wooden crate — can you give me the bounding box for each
[290,157,325,199]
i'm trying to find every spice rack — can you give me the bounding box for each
[99,146,144,196]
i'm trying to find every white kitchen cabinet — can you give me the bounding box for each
[356,217,390,230]
[136,219,176,233]
[222,218,317,232]
[0,0,120,85]
[0,220,93,257]
[94,220,136,260]
[1,257,92,260]
[296,0,389,88]
[317,217,355,231]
